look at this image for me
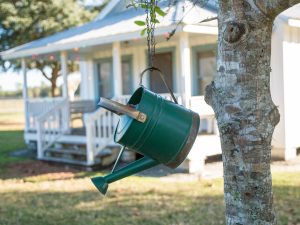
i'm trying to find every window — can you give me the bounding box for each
[96,56,133,100]
[193,50,216,96]
[122,57,133,95]
[96,60,113,99]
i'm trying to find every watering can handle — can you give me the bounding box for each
[98,98,147,123]
[139,67,178,104]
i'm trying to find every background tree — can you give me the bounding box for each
[0,0,106,96]
[143,0,300,224]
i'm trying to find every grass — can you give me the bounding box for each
[0,112,300,225]
[0,112,27,172]
[0,172,299,225]
[0,130,27,168]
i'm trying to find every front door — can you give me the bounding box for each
[150,52,173,93]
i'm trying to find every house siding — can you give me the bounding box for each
[282,23,300,159]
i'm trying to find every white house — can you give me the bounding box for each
[1,0,300,172]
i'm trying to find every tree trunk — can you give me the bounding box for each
[205,2,281,224]
[51,79,57,97]
[50,62,60,97]
[35,61,61,97]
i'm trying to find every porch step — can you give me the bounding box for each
[97,148,113,158]
[56,135,87,144]
[43,146,121,167]
[95,146,121,167]
[45,148,86,156]
[41,156,89,166]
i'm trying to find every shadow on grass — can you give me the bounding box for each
[0,184,300,225]
[273,181,300,225]
[0,188,225,225]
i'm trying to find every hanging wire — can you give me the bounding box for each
[145,0,157,69]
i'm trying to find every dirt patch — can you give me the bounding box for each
[3,160,81,180]
[2,156,300,182]
[0,122,24,126]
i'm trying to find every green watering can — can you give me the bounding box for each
[91,67,200,195]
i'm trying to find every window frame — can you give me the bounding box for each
[191,44,217,96]
[94,57,114,103]
[121,55,134,95]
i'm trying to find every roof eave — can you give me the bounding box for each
[1,24,183,60]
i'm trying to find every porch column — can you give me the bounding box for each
[179,33,192,107]
[60,51,69,98]
[60,51,70,133]
[112,42,122,96]
[21,58,29,132]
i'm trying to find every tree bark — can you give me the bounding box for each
[204,0,299,224]
[35,61,61,97]
[50,79,57,97]
[50,62,60,97]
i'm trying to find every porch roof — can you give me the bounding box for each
[0,0,217,60]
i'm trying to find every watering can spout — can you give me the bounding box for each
[91,156,160,195]
[91,176,108,195]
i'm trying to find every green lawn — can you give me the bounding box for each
[0,130,27,168]
[0,112,26,171]
[0,113,300,225]
[0,172,299,225]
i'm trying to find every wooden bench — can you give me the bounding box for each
[70,100,96,127]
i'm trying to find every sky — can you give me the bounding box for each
[0,69,51,91]
[83,0,105,7]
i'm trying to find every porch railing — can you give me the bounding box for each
[36,98,69,159]
[84,108,118,165]
[26,97,65,131]
[83,96,128,165]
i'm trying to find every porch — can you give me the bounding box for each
[22,90,221,170]
[23,94,126,166]
[14,2,221,170]
[17,28,222,171]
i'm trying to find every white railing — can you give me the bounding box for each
[84,107,118,165]
[83,93,182,165]
[36,99,69,159]
[26,97,65,131]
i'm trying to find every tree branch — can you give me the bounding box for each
[40,69,51,81]
[199,16,218,24]
[254,0,300,19]
[35,61,51,81]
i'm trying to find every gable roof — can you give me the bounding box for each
[95,0,120,21]
[0,1,216,60]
